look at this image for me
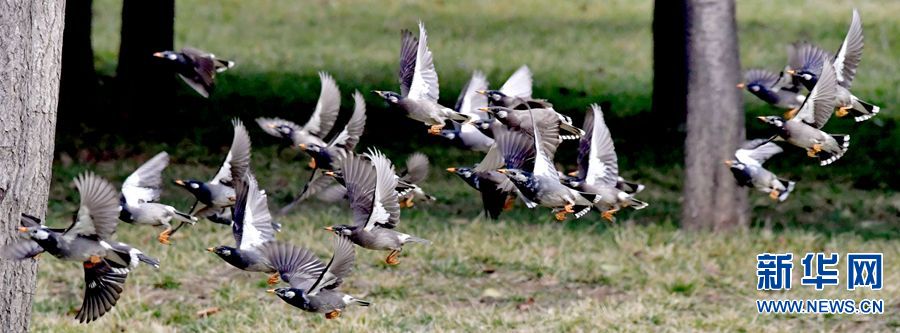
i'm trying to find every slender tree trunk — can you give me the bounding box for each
[681,0,747,231]
[57,0,96,147]
[0,1,66,331]
[116,0,175,136]
[651,0,688,129]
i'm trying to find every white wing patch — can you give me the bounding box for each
[407,21,440,102]
[499,65,533,99]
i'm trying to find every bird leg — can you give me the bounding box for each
[806,144,823,158]
[84,255,103,269]
[835,106,851,118]
[601,207,620,222]
[503,196,516,211]
[308,158,317,169]
[783,108,799,120]
[158,228,173,245]
[554,204,575,221]
[325,309,342,319]
[399,196,415,208]
[385,250,400,265]
[427,124,444,135]
[267,273,280,286]
[769,189,781,201]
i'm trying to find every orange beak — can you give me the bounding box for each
[206,247,215,252]
[324,171,335,177]
[756,116,768,122]
[174,179,186,186]
[266,289,276,294]
[478,107,490,112]
[724,160,734,166]
[17,227,28,233]
[152,52,164,58]
[298,143,307,150]
[475,90,488,95]
[566,171,578,177]
[786,69,797,75]
[736,83,745,89]
[497,169,508,174]
[446,167,457,173]
[324,226,334,231]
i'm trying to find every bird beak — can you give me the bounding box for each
[266,289,276,294]
[478,107,490,112]
[324,171,335,177]
[736,83,745,89]
[268,124,276,128]
[786,69,796,75]
[324,226,334,231]
[756,116,768,122]
[371,90,383,96]
[17,227,28,233]
[445,167,457,173]
[566,171,578,177]
[497,169,508,174]
[475,90,487,95]
[298,143,307,150]
[174,179,185,186]
[723,160,734,166]
[152,52,164,58]
[206,247,214,252]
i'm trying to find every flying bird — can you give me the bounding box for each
[738,68,806,110]
[256,72,342,150]
[725,139,796,202]
[438,70,495,152]
[118,151,197,244]
[153,47,234,98]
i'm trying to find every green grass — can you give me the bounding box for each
[27,0,900,331]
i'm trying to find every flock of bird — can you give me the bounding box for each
[0,8,882,325]
[732,8,881,201]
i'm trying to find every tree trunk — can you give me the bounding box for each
[116,0,175,137]
[57,0,96,147]
[651,0,688,129]
[681,0,747,231]
[0,1,66,331]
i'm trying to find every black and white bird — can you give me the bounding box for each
[208,173,282,286]
[759,62,849,166]
[256,72,342,150]
[118,151,197,245]
[324,149,430,265]
[173,119,251,226]
[725,139,796,202]
[476,65,546,109]
[738,68,805,110]
[481,105,583,144]
[153,47,234,98]
[1,172,158,323]
[498,109,598,221]
[396,153,436,208]
[565,104,648,222]
[264,236,370,319]
[438,70,495,152]
[786,9,879,122]
[373,21,471,135]
[278,91,367,215]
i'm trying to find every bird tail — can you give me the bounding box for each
[778,180,796,202]
[819,134,850,166]
[353,298,372,307]
[616,177,646,194]
[401,234,431,245]
[107,243,160,269]
[850,97,880,122]
[558,121,585,141]
[214,59,235,73]
[628,197,649,210]
[172,209,198,225]
[573,205,593,219]
[447,111,472,124]
[137,253,161,269]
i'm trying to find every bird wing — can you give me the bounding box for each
[743,69,780,89]
[308,235,356,295]
[64,172,120,240]
[0,240,44,260]
[575,107,594,182]
[788,41,832,75]
[122,151,169,205]
[530,107,558,178]
[400,153,429,184]
[735,140,782,167]
[255,117,302,142]
[364,149,401,230]
[474,143,503,173]
[406,21,440,102]
[457,71,490,121]
[75,259,127,323]
[499,65,533,99]
[493,129,535,171]
[832,9,863,89]
[315,184,348,203]
[398,28,418,97]
[327,90,367,152]
[233,174,276,250]
[211,119,252,186]
[583,104,618,187]
[792,61,839,129]
[302,72,342,138]
[341,153,379,228]
[260,242,325,289]
[181,47,216,91]
[297,168,334,202]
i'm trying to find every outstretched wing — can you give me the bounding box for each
[75,259,127,323]
[0,240,44,260]
[406,21,440,102]
[341,153,377,228]
[832,9,863,89]
[122,151,169,205]
[255,117,301,142]
[792,61,839,129]
[303,72,342,138]
[735,140,783,167]
[211,119,252,186]
[492,129,535,171]
[499,65,533,99]
[398,28,418,97]
[529,108,558,178]
[260,242,325,290]
[583,104,618,186]
[327,90,367,152]
[233,174,276,250]
[457,71,490,121]
[743,69,780,89]
[788,41,832,75]
[365,149,401,230]
[400,153,429,184]
[308,235,356,295]
[64,172,120,240]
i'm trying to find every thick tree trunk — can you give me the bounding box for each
[57,0,96,146]
[681,0,747,231]
[116,0,175,136]
[0,1,65,331]
[651,0,688,128]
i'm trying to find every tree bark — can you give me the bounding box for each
[116,0,175,136]
[57,0,97,144]
[0,1,66,331]
[681,0,748,231]
[651,0,688,129]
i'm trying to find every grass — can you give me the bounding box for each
[24,0,900,331]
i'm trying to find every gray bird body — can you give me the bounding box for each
[727,139,796,202]
[256,72,341,147]
[740,68,805,110]
[123,202,193,227]
[485,106,583,143]
[440,71,495,152]
[119,152,196,241]
[210,174,279,274]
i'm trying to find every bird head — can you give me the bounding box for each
[268,287,310,306]
[497,168,530,183]
[372,90,401,104]
[439,129,457,140]
[173,179,208,196]
[272,124,294,138]
[18,226,51,241]
[477,90,506,103]
[757,116,785,128]
[746,83,763,93]
[324,225,354,236]
[447,167,473,178]
[472,119,493,130]
[479,106,508,119]
[207,245,235,259]
[724,160,746,171]
[787,69,817,86]
[298,143,324,154]
[152,50,181,62]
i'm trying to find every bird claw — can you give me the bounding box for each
[807,144,822,158]
[158,229,172,245]
[325,309,342,319]
[308,159,317,169]
[399,197,415,208]
[769,190,780,201]
[503,196,515,211]
[835,106,850,118]
[385,250,400,265]
[427,125,443,135]
[602,209,618,222]
[267,273,280,286]
[554,211,567,222]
